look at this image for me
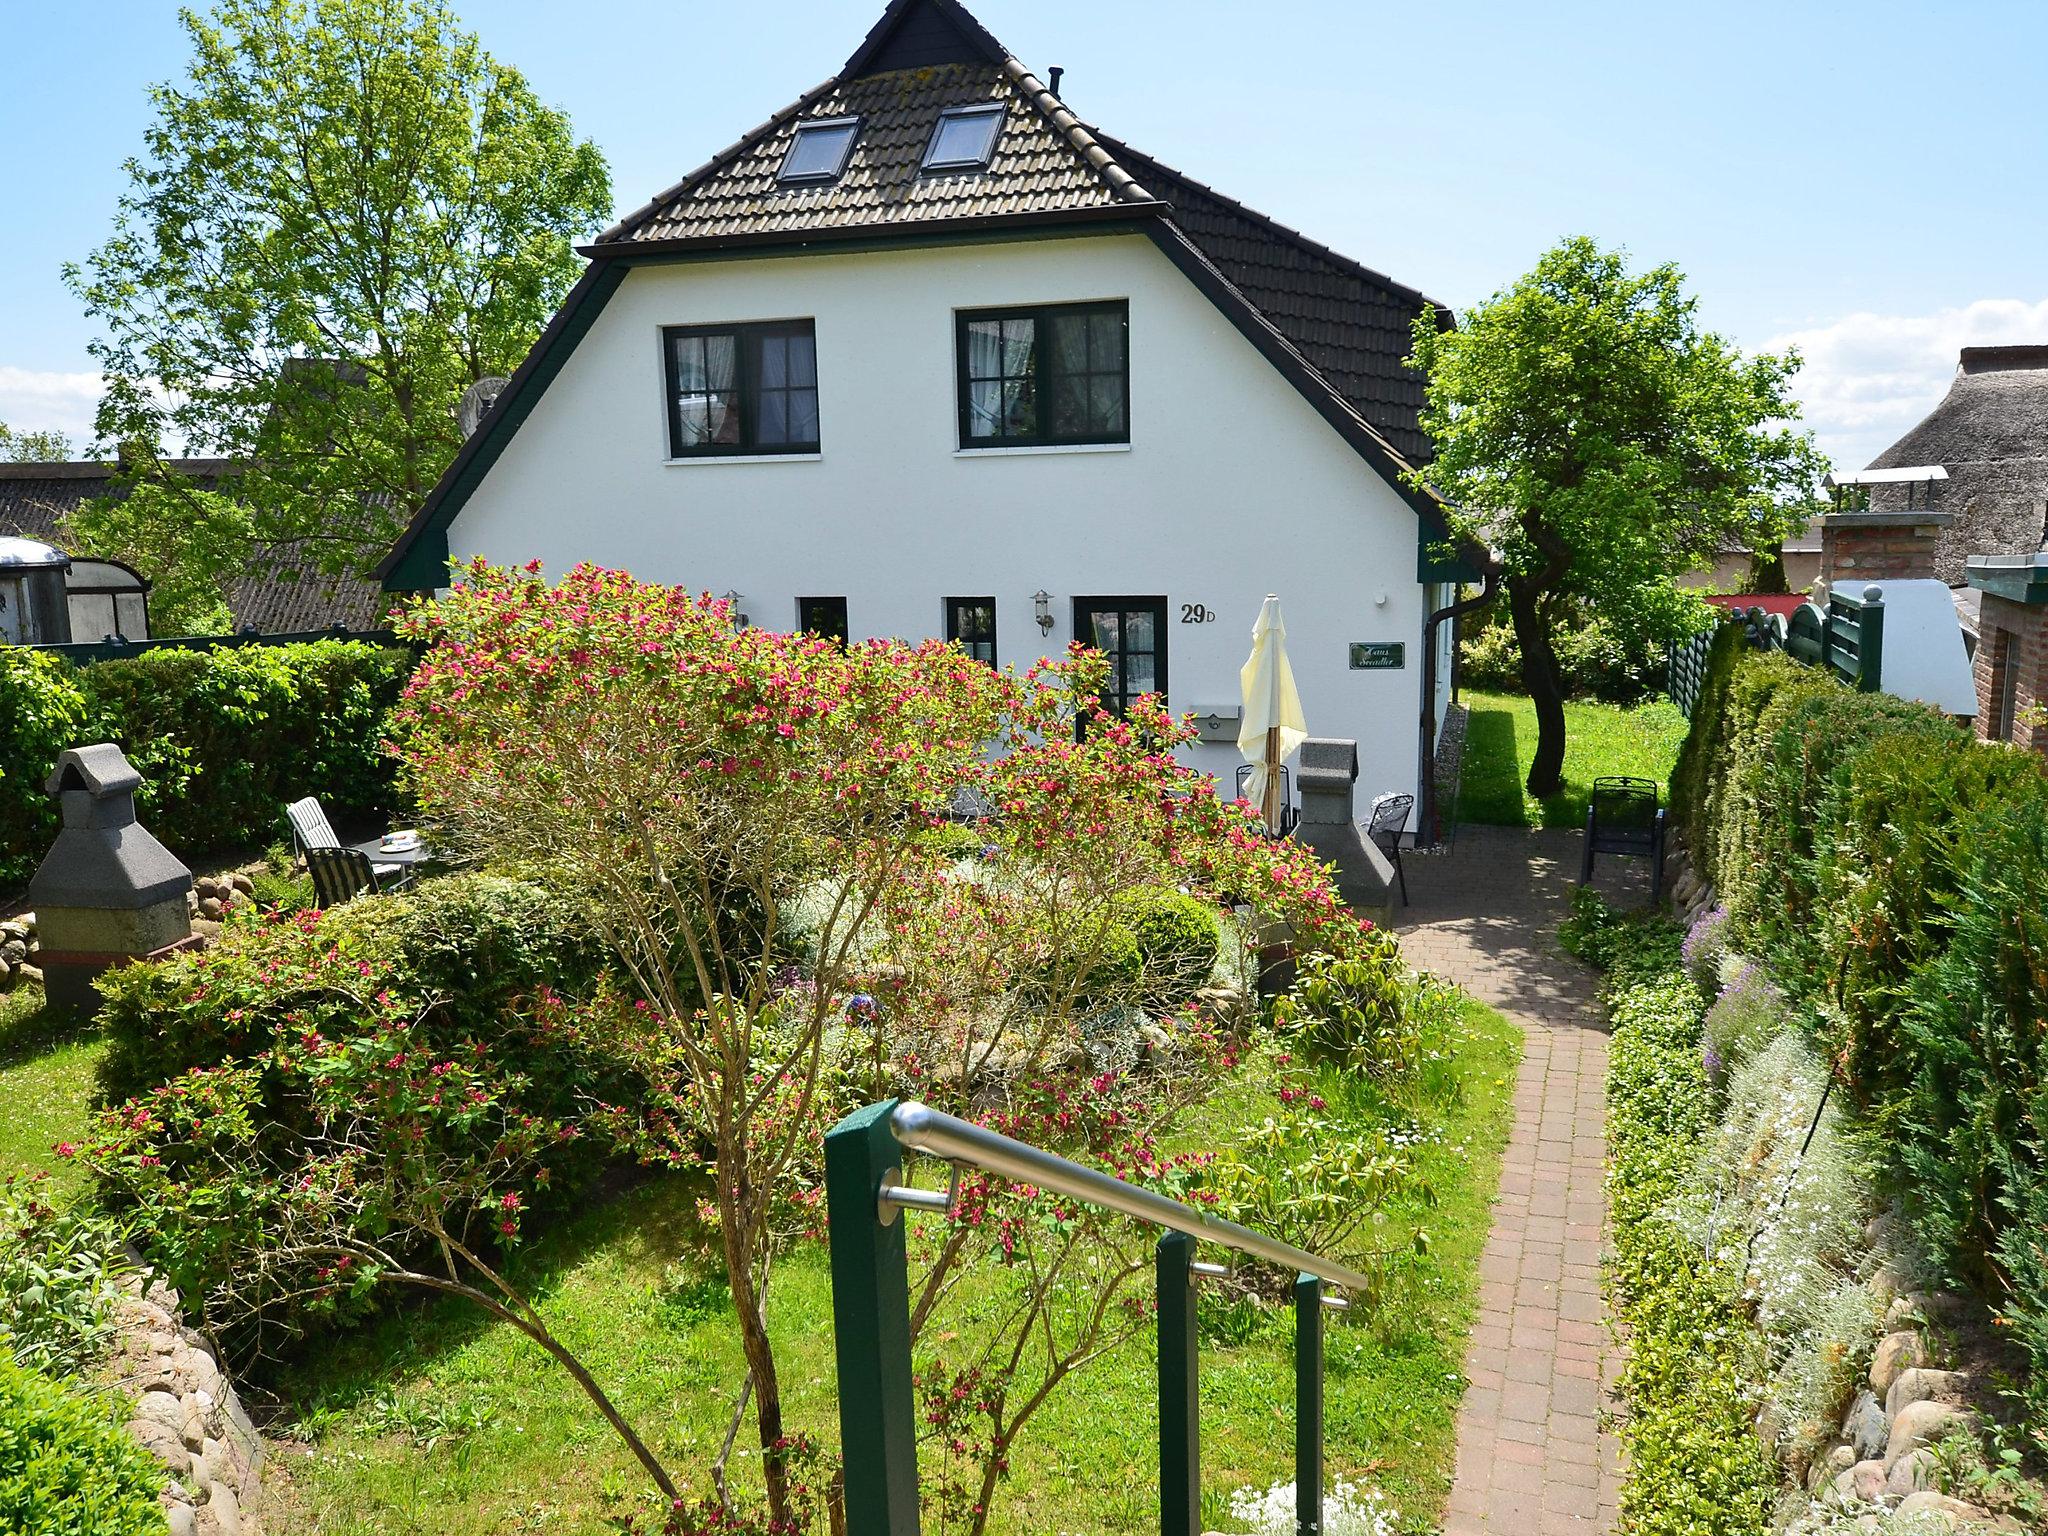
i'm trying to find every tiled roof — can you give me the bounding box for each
[1092,137,1448,465]
[601,61,1151,247]
[0,461,384,636]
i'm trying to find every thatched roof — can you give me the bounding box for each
[1868,346,2048,583]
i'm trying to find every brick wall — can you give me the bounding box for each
[1974,592,2048,753]
[1821,513,1950,584]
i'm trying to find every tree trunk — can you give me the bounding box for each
[1508,576,1568,798]
[1745,544,1789,595]
[719,1183,791,1520]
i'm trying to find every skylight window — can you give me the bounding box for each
[921,104,1004,174]
[778,117,860,184]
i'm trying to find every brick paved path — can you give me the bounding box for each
[1396,826,1648,1536]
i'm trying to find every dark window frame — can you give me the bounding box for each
[778,116,862,185]
[955,300,1130,449]
[944,596,998,667]
[921,103,1005,174]
[1072,595,1168,721]
[661,320,821,459]
[797,595,849,646]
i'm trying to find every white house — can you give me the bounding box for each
[378,0,1485,831]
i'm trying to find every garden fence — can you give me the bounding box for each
[1670,588,1884,716]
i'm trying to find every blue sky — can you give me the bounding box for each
[5,0,2047,470]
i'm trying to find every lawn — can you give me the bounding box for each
[251,995,1520,1536]
[1455,689,1688,829]
[0,986,104,1202]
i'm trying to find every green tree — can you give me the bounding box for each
[0,422,74,461]
[65,0,611,596]
[1409,237,1824,796]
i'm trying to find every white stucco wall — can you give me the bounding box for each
[445,231,1434,805]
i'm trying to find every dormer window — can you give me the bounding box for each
[778,117,860,184]
[921,103,1004,174]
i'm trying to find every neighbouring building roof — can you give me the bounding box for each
[0,460,386,635]
[379,0,1465,588]
[1866,344,2048,584]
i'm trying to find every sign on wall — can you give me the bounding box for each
[1349,641,1405,670]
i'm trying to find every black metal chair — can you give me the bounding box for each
[1233,763,1298,836]
[304,845,381,909]
[1581,775,1666,902]
[1365,791,1413,906]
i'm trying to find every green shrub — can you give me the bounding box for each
[1119,887,1221,1003]
[1700,960,1784,1085]
[0,652,91,888]
[0,1177,130,1379]
[1594,909,1780,1536]
[1456,601,1667,703]
[1264,930,1414,1077]
[0,640,413,890]
[0,1358,168,1536]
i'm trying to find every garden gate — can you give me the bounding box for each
[1670,585,1885,716]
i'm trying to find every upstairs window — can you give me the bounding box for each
[663,321,820,458]
[779,117,860,184]
[957,301,1129,448]
[922,103,1004,173]
[944,596,997,665]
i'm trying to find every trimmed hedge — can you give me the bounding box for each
[0,640,413,888]
[0,1358,168,1536]
[1672,628,2048,1421]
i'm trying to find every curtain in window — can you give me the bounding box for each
[674,332,739,447]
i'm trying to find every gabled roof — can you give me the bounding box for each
[379,0,1463,588]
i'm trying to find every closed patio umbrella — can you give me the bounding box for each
[1237,595,1306,832]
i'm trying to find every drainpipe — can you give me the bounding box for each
[1417,552,1502,847]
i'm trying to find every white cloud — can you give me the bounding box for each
[0,366,101,450]
[1769,297,2048,475]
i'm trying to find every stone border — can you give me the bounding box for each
[103,1259,265,1536]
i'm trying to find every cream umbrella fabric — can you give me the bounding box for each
[1237,595,1306,831]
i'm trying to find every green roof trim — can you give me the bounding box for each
[1965,554,2048,606]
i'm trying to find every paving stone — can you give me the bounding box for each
[1396,826,1634,1533]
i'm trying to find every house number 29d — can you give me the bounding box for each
[1179,603,1216,624]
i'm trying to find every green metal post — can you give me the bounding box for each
[1294,1273,1323,1536]
[824,1099,921,1535]
[1157,1231,1200,1536]
[1858,595,1885,692]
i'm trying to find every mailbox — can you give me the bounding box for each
[1189,705,1242,744]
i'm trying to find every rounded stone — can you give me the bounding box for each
[1887,1447,1938,1495]
[198,897,224,920]
[1832,1458,1889,1503]
[135,1389,186,1432]
[1842,1389,1888,1462]
[166,1503,199,1536]
[126,1417,191,1469]
[1887,1366,1969,1421]
[229,873,255,896]
[197,1480,243,1536]
[1886,1398,1973,1468]
[1870,1329,1930,1396]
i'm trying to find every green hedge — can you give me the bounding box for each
[1672,630,2048,1421]
[0,1358,168,1536]
[0,640,413,888]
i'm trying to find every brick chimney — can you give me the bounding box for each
[1820,510,1951,584]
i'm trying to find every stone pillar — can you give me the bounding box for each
[1965,555,2048,753]
[1289,737,1397,924]
[28,744,196,1018]
[1820,511,1951,585]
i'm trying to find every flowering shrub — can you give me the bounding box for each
[1699,959,1783,1087]
[1681,905,1730,993]
[0,1357,169,1536]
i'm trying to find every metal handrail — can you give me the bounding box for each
[888,1099,1374,1293]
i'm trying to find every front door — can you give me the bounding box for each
[1073,596,1168,717]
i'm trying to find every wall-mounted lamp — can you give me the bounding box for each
[1033,590,1054,636]
[722,589,750,628]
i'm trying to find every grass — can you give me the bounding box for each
[0,986,104,1202]
[257,994,1520,1536]
[1455,689,1688,830]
